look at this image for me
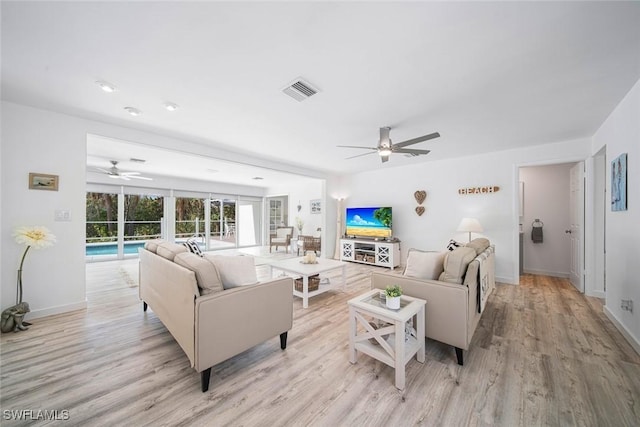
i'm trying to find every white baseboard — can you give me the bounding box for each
[24,300,88,321]
[522,269,570,278]
[587,290,606,299]
[604,305,640,356]
[496,276,517,285]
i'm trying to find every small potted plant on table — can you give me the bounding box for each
[384,285,402,309]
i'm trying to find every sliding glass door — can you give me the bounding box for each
[208,198,237,250]
[237,198,262,247]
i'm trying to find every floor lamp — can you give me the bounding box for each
[457,217,483,242]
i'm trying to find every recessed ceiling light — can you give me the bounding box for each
[252,177,264,180]
[164,102,179,112]
[124,107,142,116]
[96,80,116,93]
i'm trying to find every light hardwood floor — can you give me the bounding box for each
[1,256,639,426]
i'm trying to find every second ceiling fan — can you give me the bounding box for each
[95,160,152,181]
[339,127,440,163]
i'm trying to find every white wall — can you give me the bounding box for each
[327,138,591,284]
[267,179,324,251]
[2,103,88,317]
[592,78,640,352]
[519,163,573,277]
[1,101,327,318]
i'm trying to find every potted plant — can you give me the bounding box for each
[384,285,402,309]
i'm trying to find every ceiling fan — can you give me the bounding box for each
[95,160,152,181]
[338,127,440,163]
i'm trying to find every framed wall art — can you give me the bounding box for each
[611,153,627,211]
[310,199,321,214]
[28,173,59,191]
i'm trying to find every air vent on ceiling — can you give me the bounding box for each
[282,78,319,102]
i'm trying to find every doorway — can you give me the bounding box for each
[519,162,584,292]
[266,195,289,233]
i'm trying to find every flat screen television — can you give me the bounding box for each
[345,207,392,239]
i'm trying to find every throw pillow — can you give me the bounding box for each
[144,239,164,253]
[404,249,446,280]
[174,252,223,295]
[204,254,258,289]
[465,238,490,255]
[183,238,203,256]
[438,247,477,284]
[156,241,188,261]
[446,239,464,251]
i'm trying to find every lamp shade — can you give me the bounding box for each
[457,217,483,233]
[457,217,483,242]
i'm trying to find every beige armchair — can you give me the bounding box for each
[270,226,294,253]
[297,235,321,255]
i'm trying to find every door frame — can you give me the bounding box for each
[513,156,594,294]
[264,194,289,245]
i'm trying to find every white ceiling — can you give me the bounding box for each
[2,2,640,182]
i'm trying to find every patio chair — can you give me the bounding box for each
[297,235,321,256]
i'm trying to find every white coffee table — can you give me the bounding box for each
[267,257,347,308]
[348,289,426,390]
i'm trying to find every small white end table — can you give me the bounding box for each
[348,289,426,390]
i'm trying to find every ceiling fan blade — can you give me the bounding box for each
[94,167,111,174]
[379,127,391,145]
[128,175,153,181]
[380,155,390,163]
[120,172,141,176]
[119,176,131,181]
[393,148,431,155]
[393,132,440,149]
[345,151,377,160]
[337,145,377,150]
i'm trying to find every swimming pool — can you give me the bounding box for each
[86,242,146,256]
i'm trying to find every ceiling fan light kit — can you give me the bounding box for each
[338,127,440,163]
[96,160,152,181]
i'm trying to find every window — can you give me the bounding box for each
[86,192,118,244]
[175,197,205,243]
[125,194,163,242]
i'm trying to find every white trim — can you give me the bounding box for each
[604,305,640,356]
[514,154,591,291]
[587,290,606,299]
[496,276,516,285]
[24,300,88,321]
[523,269,570,278]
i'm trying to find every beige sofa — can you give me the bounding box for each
[371,238,495,365]
[139,241,293,392]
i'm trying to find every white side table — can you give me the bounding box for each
[348,290,426,390]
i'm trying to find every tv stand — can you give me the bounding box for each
[340,238,400,270]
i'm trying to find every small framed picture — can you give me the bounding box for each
[611,153,627,211]
[310,199,321,214]
[29,173,59,191]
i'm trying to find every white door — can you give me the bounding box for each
[569,162,584,292]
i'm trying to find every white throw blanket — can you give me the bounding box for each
[478,246,495,313]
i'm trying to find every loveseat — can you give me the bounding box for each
[139,241,293,392]
[371,238,495,365]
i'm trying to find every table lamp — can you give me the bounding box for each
[457,218,483,242]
